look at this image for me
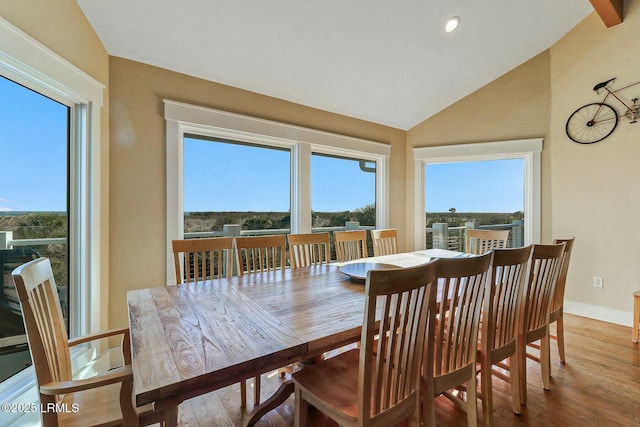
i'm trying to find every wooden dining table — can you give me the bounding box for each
[127,248,464,425]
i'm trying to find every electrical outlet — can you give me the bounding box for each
[593,276,604,288]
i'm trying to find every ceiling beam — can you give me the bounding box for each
[589,0,623,27]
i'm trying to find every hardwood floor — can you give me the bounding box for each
[175,314,640,426]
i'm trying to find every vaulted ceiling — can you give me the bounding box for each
[78,1,599,130]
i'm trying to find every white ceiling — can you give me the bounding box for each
[77,0,593,130]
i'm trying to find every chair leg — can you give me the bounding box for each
[163,405,179,427]
[509,355,521,415]
[466,373,478,427]
[294,387,309,427]
[240,380,247,408]
[421,377,436,427]
[253,375,261,406]
[541,330,551,391]
[408,403,421,427]
[518,336,527,406]
[557,315,566,363]
[480,358,494,427]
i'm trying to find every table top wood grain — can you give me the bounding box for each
[128,249,461,407]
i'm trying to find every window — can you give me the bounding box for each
[0,77,70,382]
[413,139,542,250]
[0,17,103,410]
[165,101,390,282]
[183,136,291,236]
[425,158,525,251]
[311,153,377,229]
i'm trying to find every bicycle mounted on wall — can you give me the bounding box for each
[565,78,640,144]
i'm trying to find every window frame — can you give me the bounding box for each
[165,100,390,284]
[0,16,103,403]
[412,138,542,249]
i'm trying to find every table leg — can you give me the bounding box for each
[244,380,294,427]
[244,355,326,425]
[163,405,178,427]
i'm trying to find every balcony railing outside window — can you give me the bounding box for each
[427,220,524,252]
[0,231,68,383]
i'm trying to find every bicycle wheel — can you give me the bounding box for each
[565,103,618,144]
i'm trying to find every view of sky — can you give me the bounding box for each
[0,76,68,212]
[426,159,524,213]
[2,76,524,215]
[184,137,377,212]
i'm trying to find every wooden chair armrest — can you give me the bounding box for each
[68,327,129,347]
[39,365,133,396]
[69,327,132,365]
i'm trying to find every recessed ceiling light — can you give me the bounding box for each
[445,16,460,33]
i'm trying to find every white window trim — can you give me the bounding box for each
[0,16,103,413]
[165,100,390,284]
[412,138,542,249]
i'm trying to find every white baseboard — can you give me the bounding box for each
[564,300,632,327]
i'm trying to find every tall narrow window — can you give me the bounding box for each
[183,136,291,237]
[0,76,69,381]
[311,153,376,258]
[311,153,377,229]
[425,158,525,251]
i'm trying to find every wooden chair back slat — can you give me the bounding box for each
[334,230,368,262]
[465,229,510,255]
[486,246,532,350]
[172,237,234,284]
[371,228,399,257]
[361,261,437,421]
[12,257,71,388]
[235,235,286,275]
[287,233,330,269]
[549,238,575,315]
[434,253,490,376]
[423,252,491,426]
[523,243,564,334]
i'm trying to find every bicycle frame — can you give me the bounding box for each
[594,78,640,123]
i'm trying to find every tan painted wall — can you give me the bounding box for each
[406,51,553,243]
[549,6,640,322]
[0,1,111,331]
[108,57,406,328]
[406,7,640,324]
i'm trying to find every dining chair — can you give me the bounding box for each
[287,232,330,268]
[234,234,287,276]
[478,246,532,426]
[517,242,565,405]
[292,261,438,427]
[526,238,575,373]
[370,228,399,256]
[333,230,368,262]
[171,237,234,283]
[465,229,510,255]
[422,251,491,427]
[233,234,286,406]
[12,257,166,427]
